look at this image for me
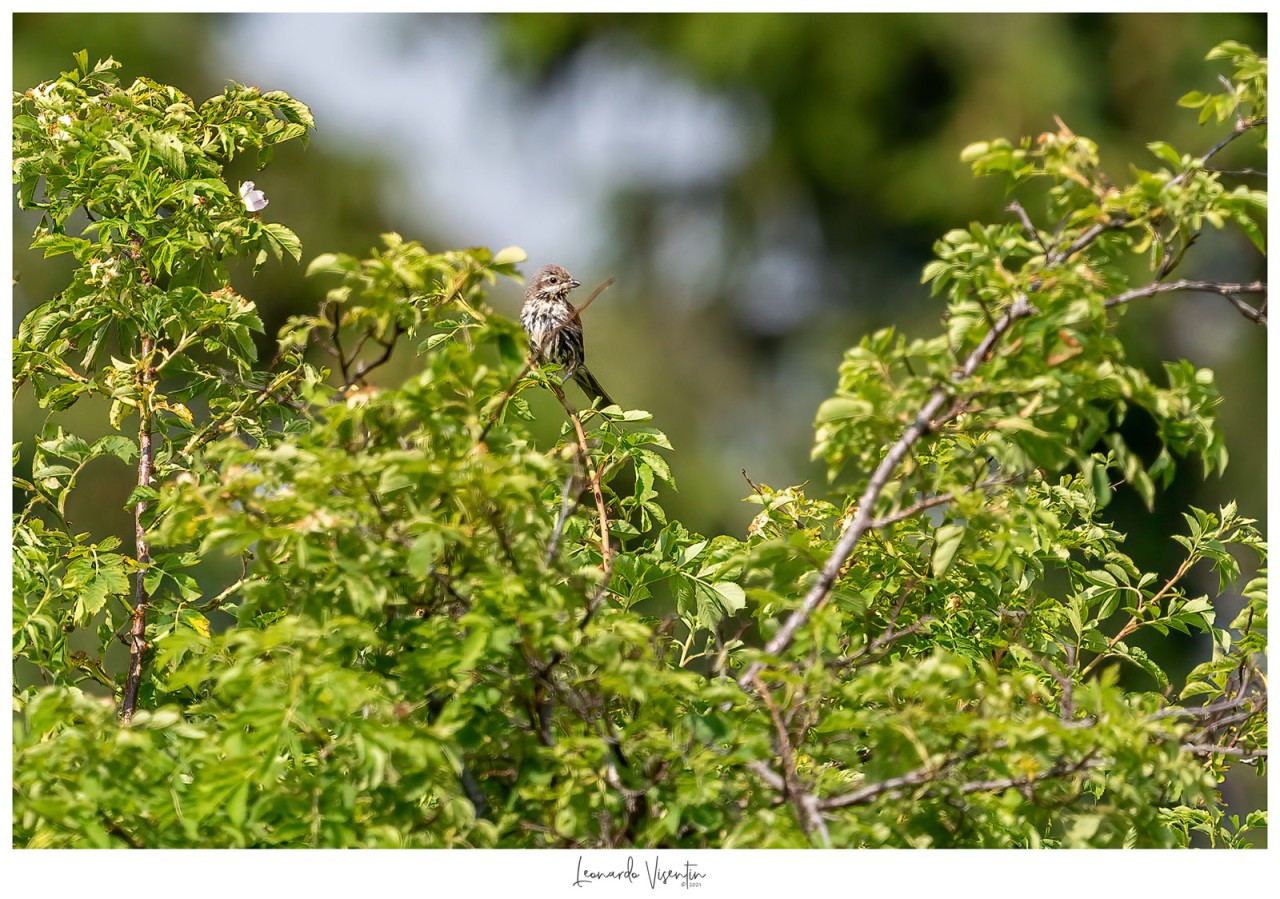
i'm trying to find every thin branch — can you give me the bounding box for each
[747,760,789,793]
[952,753,1103,798]
[1104,279,1266,326]
[1007,200,1050,256]
[341,325,404,391]
[869,474,1021,530]
[545,467,585,567]
[1151,694,1254,721]
[100,813,143,849]
[821,744,991,810]
[181,367,307,456]
[121,336,155,724]
[1169,115,1267,188]
[327,302,351,384]
[554,388,612,573]
[1181,742,1267,760]
[752,673,830,847]
[551,386,616,621]
[1207,166,1266,178]
[1047,220,1123,268]
[1080,554,1194,679]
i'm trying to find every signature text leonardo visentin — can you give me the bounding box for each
[572,855,707,889]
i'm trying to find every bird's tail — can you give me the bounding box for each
[574,365,616,409]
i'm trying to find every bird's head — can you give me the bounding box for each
[527,264,580,301]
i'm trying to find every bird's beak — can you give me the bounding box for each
[569,279,581,289]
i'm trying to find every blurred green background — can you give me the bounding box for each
[12,12,1267,827]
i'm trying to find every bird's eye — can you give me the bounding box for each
[547,276,558,283]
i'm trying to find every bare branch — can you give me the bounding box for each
[341,325,404,390]
[1007,200,1050,256]
[327,302,351,384]
[821,745,991,810]
[545,467,585,567]
[869,474,1021,530]
[1169,115,1267,188]
[952,753,1103,797]
[1181,743,1267,761]
[552,386,614,586]
[746,760,788,793]
[1104,279,1266,326]
[1207,166,1266,178]
[1047,220,1124,267]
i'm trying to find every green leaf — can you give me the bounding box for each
[710,582,747,615]
[124,484,161,507]
[493,246,527,266]
[931,524,966,577]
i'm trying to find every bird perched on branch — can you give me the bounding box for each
[520,263,615,408]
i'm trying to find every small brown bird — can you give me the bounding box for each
[520,263,615,407]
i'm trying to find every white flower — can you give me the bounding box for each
[88,257,120,285]
[51,114,74,142]
[239,180,269,213]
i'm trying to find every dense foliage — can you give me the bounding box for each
[12,44,1267,848]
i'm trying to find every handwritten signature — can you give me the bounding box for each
[572,855,707,889]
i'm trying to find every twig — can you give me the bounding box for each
[1169,116,1267,188]
[1080,554,1194,679]
[101,813,143,849]
[1104,279,1266,326]
[552,385,614,583]
[121,336,155,724]
[1047,220,1123,268]
[1207,167,1266,178]
[1007,200,1050,256]
[869,474,1020,530]
[181,367,307,456]
[545,466,585,567]
[328,302,350,384]
[1181,742,1267,760]
[820,744,991,810]
[951,752,1103,798]
[341,325,404,390]
[747,760,789,793]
